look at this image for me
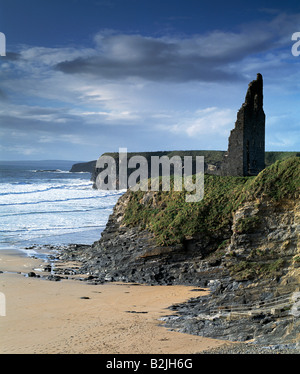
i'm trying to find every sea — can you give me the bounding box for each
[0,160,124,257]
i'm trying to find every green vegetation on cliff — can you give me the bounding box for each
[264,151,299,167]
[123,157,300,246]
[242,156,300,201]
[102,150,298,168]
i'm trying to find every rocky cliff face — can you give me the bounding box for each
[163,196,299,344]
[73,191,225,285]
[60,189,299,344]
[59,157,299,344]
[227,197,300,287]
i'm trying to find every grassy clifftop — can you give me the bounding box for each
[102,150,298,167]
[123,157,300,246]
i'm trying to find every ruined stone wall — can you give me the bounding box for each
[221,74,265,176]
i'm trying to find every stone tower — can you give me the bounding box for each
[221,73,265,176]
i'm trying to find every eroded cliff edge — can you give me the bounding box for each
[60,157,300,344]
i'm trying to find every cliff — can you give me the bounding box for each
[67,152,298,187]
[60,156,300,345]
[91,150,224,188]
[70,160,96,173]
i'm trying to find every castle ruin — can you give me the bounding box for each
[220,73,265,176]
[92,74,266,188]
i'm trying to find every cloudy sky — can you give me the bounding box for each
[1,0,300,161]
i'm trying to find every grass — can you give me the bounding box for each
[293,255,300,264]
[123,157,300,247]
[235,216,261,234]
[264,151,299,167]
[227,259,286,280]
[123,174,249,246]
[241,156,300,202]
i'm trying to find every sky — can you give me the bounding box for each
[0,0,300,161]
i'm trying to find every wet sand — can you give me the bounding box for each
[0,249,229,354]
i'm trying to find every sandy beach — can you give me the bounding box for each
[0,249,229,354]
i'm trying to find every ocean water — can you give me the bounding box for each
[0,160,124,253]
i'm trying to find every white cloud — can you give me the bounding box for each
[0,143,41,156]
[170,107,235,138]
[1,11,300,160]
[56,13,300,83]
[267,132,300,149]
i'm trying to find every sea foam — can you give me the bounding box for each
[0,164,123,249]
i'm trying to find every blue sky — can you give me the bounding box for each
[1,0,300,161]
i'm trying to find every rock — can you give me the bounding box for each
[46,275,62,281]
[200,342,300,354]
[86,275,96,280]
[27,271,36,277]
[43,265,51,272]
[104,274,114,282]
[69,160,96,173]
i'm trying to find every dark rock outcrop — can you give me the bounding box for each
[58,192,227,286]
[70,160,96,173]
